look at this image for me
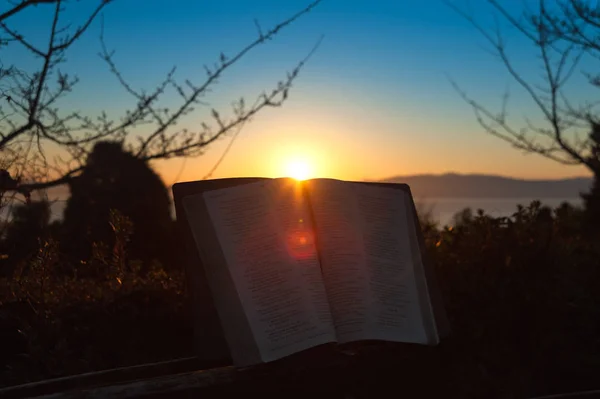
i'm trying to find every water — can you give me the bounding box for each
[414,197,583,227]
[1,197,584,227]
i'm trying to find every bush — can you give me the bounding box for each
[0,200,599,397]
[0,201,52,277]
[429,201,600,397]
[0,210,192,387]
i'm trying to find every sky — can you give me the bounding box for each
[3,0,597,185]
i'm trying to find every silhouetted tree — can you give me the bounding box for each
[0,0,322,198]
[582,123,600,232]
[447,0,600,228]
[0,200,51,276]
[582,173,600,233]
[61,141,175,268]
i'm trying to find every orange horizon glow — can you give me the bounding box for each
[152,106,594,188]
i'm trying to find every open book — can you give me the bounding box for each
[179,178,446,367]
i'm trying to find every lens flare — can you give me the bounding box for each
[285,218,315,259]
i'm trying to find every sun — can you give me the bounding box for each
[285,159,312,181]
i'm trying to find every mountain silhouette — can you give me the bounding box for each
[381,173,593,198]
[17,173,596,201]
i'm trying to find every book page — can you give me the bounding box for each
[354,183,429,343]
[306,179,429,344]
[304,179,371,342]
[202,179,335,364]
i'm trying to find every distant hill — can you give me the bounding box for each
[11,175,596,200]
[380,173,593,198]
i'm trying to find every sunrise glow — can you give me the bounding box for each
[284,159,312,181]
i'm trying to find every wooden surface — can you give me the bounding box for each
[0,349,362,398]
[3,350,599,399]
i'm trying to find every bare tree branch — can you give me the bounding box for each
[445,0,600,175]
[131,0,322,159]
[0,0,57,22]
[0,21,45,56]
[53,0,109,52]
[0,0,323,196]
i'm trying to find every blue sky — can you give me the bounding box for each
[3,0,595,183]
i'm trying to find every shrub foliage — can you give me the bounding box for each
[0,200,599,397]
